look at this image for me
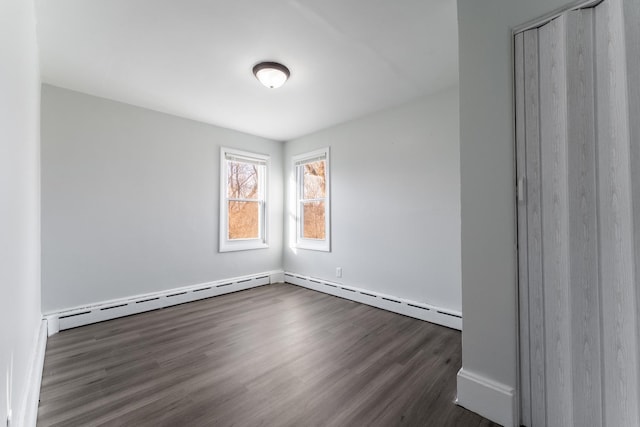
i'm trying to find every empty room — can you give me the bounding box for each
[2,0,639,426]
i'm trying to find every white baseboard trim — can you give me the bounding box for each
[456,368,516,427]
[45,270,283,334]
[284,272,462,330]
[19,319,47,427]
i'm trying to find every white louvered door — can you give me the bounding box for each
[515,0,640,426]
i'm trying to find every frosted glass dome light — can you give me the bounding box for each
[253,62,290,89]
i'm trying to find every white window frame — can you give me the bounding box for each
[219,147,269,252]
[293,147,331,252]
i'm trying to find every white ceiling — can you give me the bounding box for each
[35,0,458,141]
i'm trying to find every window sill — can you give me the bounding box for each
[220,241,269,253]
[296,241,330,252]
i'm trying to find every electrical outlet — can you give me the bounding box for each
[336,267,342,278]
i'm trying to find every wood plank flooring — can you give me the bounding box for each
[37,283,498,427]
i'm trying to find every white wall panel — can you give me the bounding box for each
[514,31,532,427]
[0,0,42,424]
[523,28,548,427]
[565,9,602,427]
[516,0,640,425]
[595,0,640,425]
[622,0,640,413]
[539,17,574,426]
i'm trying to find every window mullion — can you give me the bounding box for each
[227,197,260,202]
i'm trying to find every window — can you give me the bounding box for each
[294,148,330,251]
[220,147,269,252]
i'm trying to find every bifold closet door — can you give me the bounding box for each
[515,0,640,426]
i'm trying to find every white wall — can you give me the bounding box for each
[41,85,283,313]
[456,0,578,424]
[0,0,42,425]
[284,87,461,313]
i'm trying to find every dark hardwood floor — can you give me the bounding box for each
[37,283,498,426]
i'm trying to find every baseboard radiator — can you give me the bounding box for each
[45,271,284,335]
[284,272,462,330]
[44,270,461,334]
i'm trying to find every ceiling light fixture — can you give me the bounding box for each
[253,62,290,89]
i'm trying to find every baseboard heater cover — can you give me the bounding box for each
[284,272,462,330]
[46,270,283,335]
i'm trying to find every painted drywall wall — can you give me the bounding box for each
[41,85,283,313]
[284,87,461,313]
[0,0,42,425]
[456,0,576,423]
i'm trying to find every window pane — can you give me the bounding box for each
[302,201,325,239]
[227,161,259,199]
[303,160,326,199]
[228,201,259,239]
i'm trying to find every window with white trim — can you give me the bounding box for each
[294,147,330,251]
[220,147,269,252]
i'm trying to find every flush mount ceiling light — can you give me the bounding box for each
[253,62,290,89]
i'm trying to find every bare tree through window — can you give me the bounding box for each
[301,160,326,239]
[227,161,260,239]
